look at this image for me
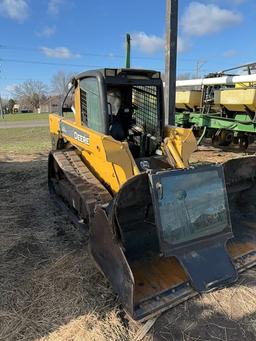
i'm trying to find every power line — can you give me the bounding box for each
[0,58,105,68]
[1,43,252,70]
[0,44,163,61]
[0,43,202,62]
[0,59,209,75]
[0,43,245,67]
[195,59,207,78]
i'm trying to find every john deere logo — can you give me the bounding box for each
[60,121,90,145]
[74,131,89,145]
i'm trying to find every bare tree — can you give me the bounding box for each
[177,73,191,80]
[51,71,74,97]
[13,80,48,111]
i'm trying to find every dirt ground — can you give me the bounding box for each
[1,142,256,341]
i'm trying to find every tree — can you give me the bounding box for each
[13,80,48,111]
[51,70,74,97]
[8,99,16,113]
[177,73,191,80]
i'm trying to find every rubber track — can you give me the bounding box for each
[50,149,112,222]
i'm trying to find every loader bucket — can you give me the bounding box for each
[90,156,256,321]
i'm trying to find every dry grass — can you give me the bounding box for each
[0,156,138,341]
[1,133,256,340]
[150,271,256,340]
[0,249,135,341]
[39,311,132,341]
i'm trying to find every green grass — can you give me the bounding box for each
[1,112,74,122]
[1,113,50,121]
[0,126,51,154]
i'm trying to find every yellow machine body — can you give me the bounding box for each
[48,68,256,321]
[49,114,196,193]
[49,71,197,193]
[50,114,140,193]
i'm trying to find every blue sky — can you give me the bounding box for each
[0,0,255,97]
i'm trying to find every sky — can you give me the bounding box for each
[0,0,255,98]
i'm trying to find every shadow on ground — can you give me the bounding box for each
[151,270,256,340]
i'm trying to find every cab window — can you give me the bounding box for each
[62,86,75,121]
[80,77,104,132]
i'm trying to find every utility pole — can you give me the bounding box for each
[125,33,131,69]
[165,0,178,125]
[195,60,206,78]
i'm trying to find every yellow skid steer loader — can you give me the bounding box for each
[48,68,256,320]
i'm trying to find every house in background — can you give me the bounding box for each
[39,96,62,113]
[13,104,20,113]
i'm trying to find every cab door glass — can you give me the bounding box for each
[62,86,75,121]
[80,77,104,132]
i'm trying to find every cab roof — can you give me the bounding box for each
[75,68,161,81]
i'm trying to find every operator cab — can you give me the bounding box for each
[106,85,151,158]
[64,69,165,164]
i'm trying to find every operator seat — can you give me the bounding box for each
[107,88,128,141]
[109,115,126,141]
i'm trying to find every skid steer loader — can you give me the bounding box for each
[48,68,256,321]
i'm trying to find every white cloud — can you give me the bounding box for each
[48,0,63,15]
[182,2,242,36]
[36,26,56,37]
[177,37,188,53]
[132,32,164,54]
[223,49,237,58]
[131,32,187,54]
[0,0,29,21]
[41,46,80,59]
